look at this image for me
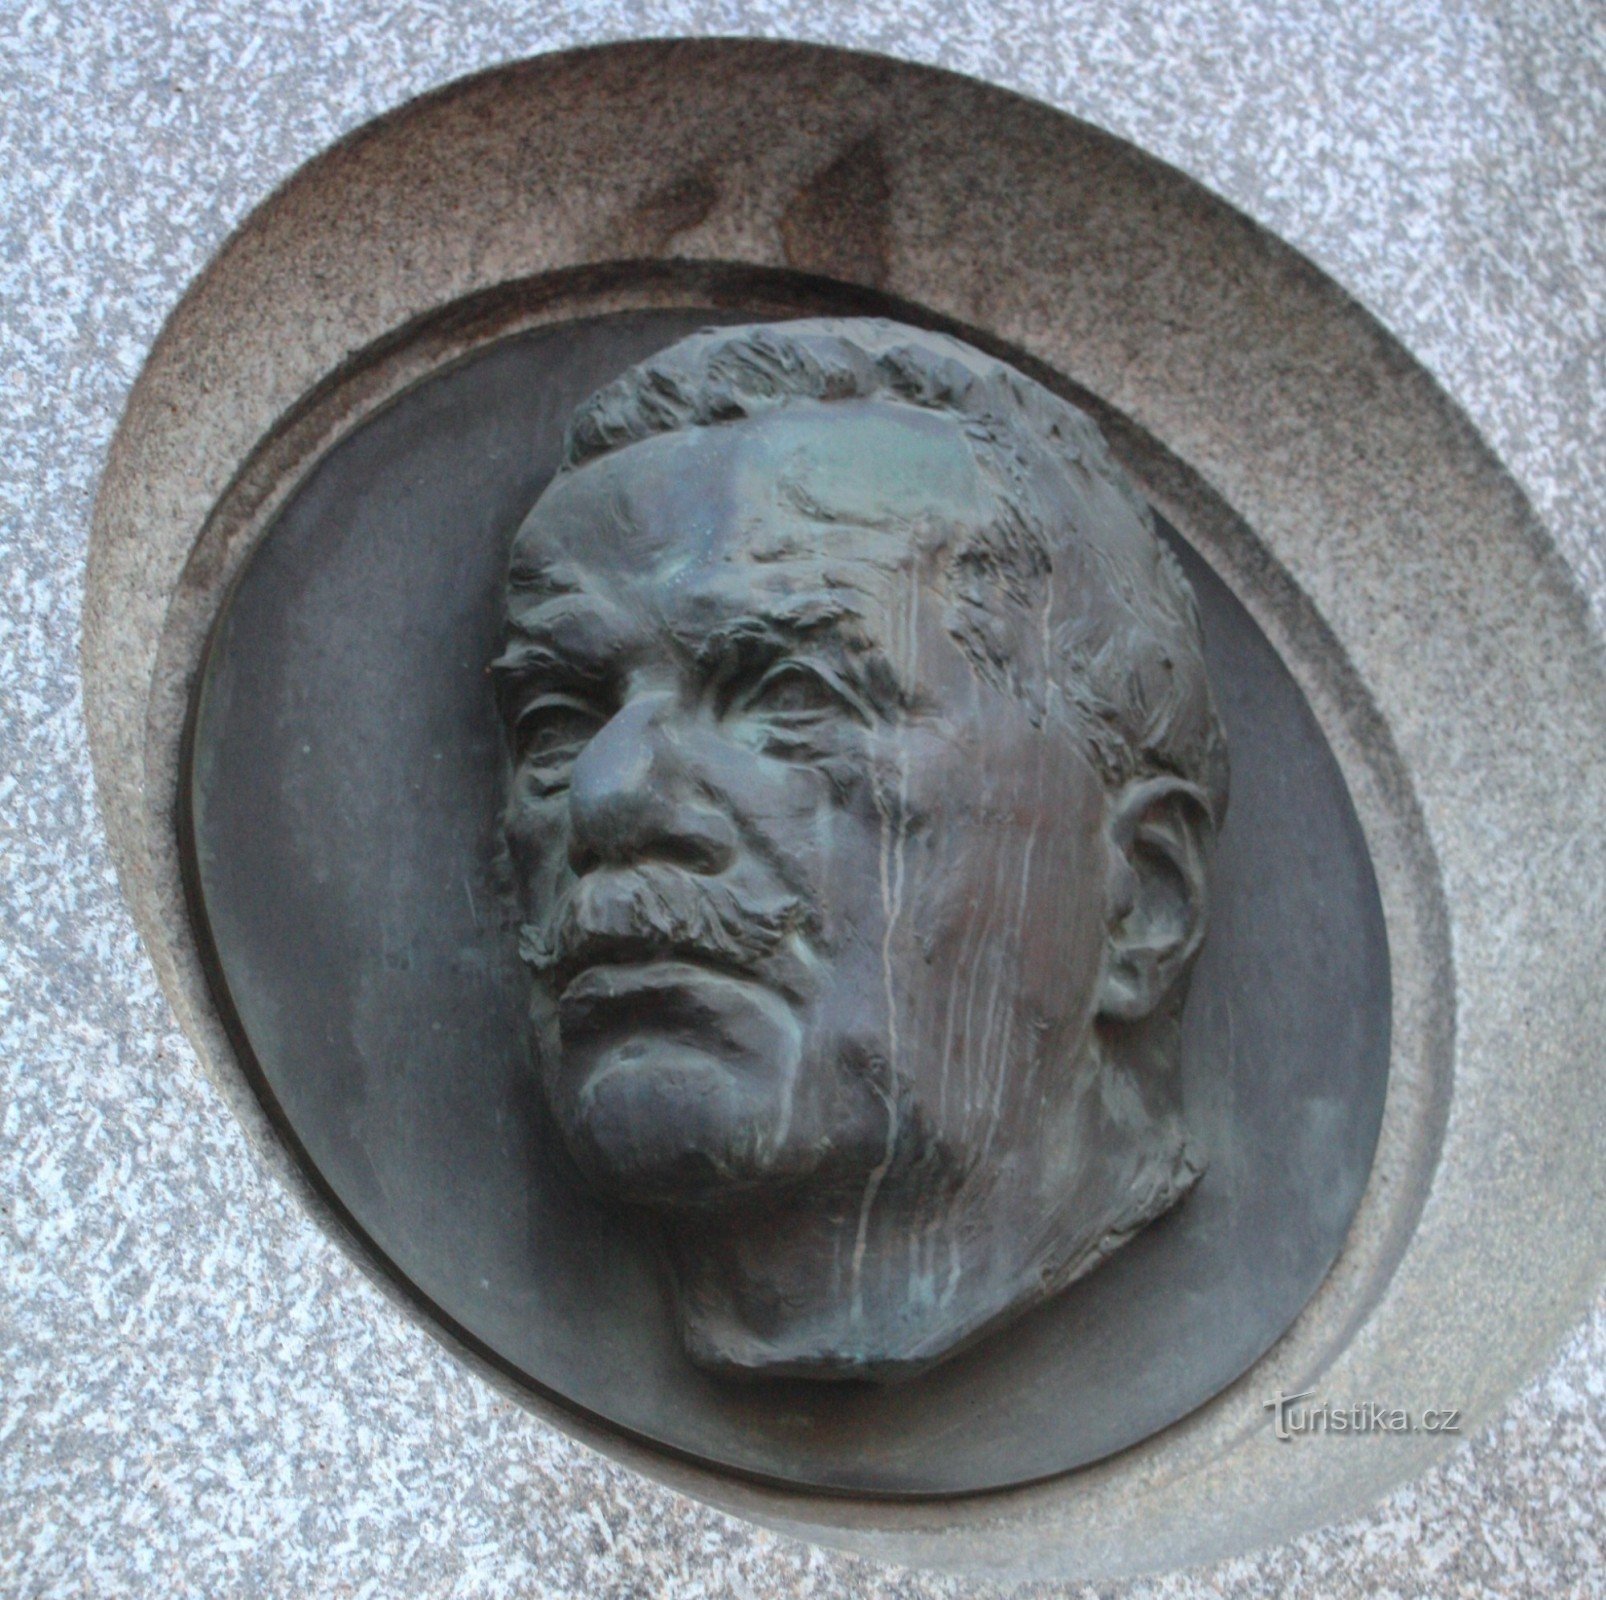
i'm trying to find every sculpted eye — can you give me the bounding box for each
[739,661,861,722]
[515,694,605,775]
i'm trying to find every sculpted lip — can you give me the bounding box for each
[558,955,766,1003]
[557,960,802,1068]
[551,940,770,1002]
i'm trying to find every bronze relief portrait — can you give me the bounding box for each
[494,320,1229,1380]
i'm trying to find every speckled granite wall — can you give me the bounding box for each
[3,4,1604,1597]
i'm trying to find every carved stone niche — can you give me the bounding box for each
[85,41,1606,1583]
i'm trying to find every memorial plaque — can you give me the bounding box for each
[182,307,1388,1493]
[71,36,1606,1586]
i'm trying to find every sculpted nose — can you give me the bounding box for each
[567,692,738,875]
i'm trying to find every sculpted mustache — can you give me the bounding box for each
[518,866,802,979]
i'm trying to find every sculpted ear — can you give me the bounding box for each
[1098,776,1214,1023]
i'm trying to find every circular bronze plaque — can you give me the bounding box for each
[184,306,1388,1494]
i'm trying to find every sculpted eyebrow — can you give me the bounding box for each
[489,609,618,712]
[695,605,908,711]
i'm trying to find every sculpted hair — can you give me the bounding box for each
[561,319,1228,823]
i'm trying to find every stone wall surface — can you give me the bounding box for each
[2,3,1603,1597]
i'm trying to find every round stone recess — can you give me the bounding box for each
[84,39,1606,1582]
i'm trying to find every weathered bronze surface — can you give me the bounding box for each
[496,320,1227,1379]
[183,303,1389,1493]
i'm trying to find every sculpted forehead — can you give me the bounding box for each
[509,400,997,596]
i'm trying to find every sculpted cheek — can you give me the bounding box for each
[504,798,571,915]
[1010,734,1109,1019]
[882,718,1108,1125]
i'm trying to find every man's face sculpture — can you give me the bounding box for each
[497,321,1227,1379]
